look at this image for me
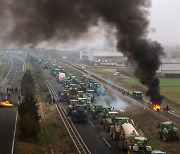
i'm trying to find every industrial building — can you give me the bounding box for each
[80,50,125,62]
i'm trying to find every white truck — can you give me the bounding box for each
[57,72,65,84]
[119,123,139,150]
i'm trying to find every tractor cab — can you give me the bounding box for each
[78,98,88,104]
[86,89,95,100]
[78,82,87,92]
[161,121,173,131]
[115,117,130,125]
[67,99,78,115]
[158,121,179,141]
[98,107,112,124]
[130,137,152,153]
[78,98,90,108]
[78,91,84,98]
[69,84,78,95]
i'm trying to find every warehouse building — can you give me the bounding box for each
[80,50,125,62]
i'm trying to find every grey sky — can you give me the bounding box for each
[149,0,180,45]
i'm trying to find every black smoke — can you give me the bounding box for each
[1,0,164,103]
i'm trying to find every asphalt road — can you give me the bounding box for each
[0,57,24,154]
[43,69,126,154]
[43,65,180,154]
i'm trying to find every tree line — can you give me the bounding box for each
[18,70,40,142]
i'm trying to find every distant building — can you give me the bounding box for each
[80,50,124,62]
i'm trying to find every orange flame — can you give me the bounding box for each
[153,104,161,111]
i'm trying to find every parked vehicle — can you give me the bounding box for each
[132,91,143,100]
[57,72,65,84]
[98,107,112,124]
[158,121,179,141]
[119,123,139,150]
[128,137,152,154]
[110,117,132,140]
[102,111,119,132]
[90,104,104,119]
[72,104,88,123]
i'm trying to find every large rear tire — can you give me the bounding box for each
[162,134,168,142]
[113,133,117,140]
[109,130,112,137]
[120,141,124,150]
[158,131,162,139]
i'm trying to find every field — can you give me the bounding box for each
[123,78,180,105]
[86,66,180,104]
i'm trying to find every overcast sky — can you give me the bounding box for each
[149,0,180,45]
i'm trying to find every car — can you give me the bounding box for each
[113,72,120,76]
[151,150,166,154]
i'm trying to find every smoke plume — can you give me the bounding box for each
[1,0,164,103]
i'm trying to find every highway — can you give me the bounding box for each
[0,57,24,154]
[42,61,180,154]
[42,69,126,154]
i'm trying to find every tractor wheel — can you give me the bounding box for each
[105,126,108,132]
[175,133,179,140]
[119,140,124,150]
[113,133,117,140]
[109,130,112,137]
[72,116,75,122]
[158,131,162,139]
[162,134,168,142]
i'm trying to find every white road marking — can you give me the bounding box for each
[103,137,111,148]
[89,121,95,128]
[1,60,13,86]
[11,110,18,154]
[168,110,180,118]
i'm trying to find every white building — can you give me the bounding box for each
[80,50,124,62]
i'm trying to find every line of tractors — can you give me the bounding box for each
[38,59,179,154]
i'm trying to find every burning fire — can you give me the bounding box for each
[153,104,161,111]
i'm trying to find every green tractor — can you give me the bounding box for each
[71,104,88,123]
[77,91,84,98]
[78,82,87,93]
[78,97,91,109]
[97,106,111,124]
[70,75,78,84]
[158,121,179,141]
[102,111,119,132]
[69,84,78,99]
[128,137,152,154]
[67,100,78,115]
[110,116,132,140]
[90,104,104,119]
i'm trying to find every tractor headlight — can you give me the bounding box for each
[146,146,152,151]
[133,145,139,151]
